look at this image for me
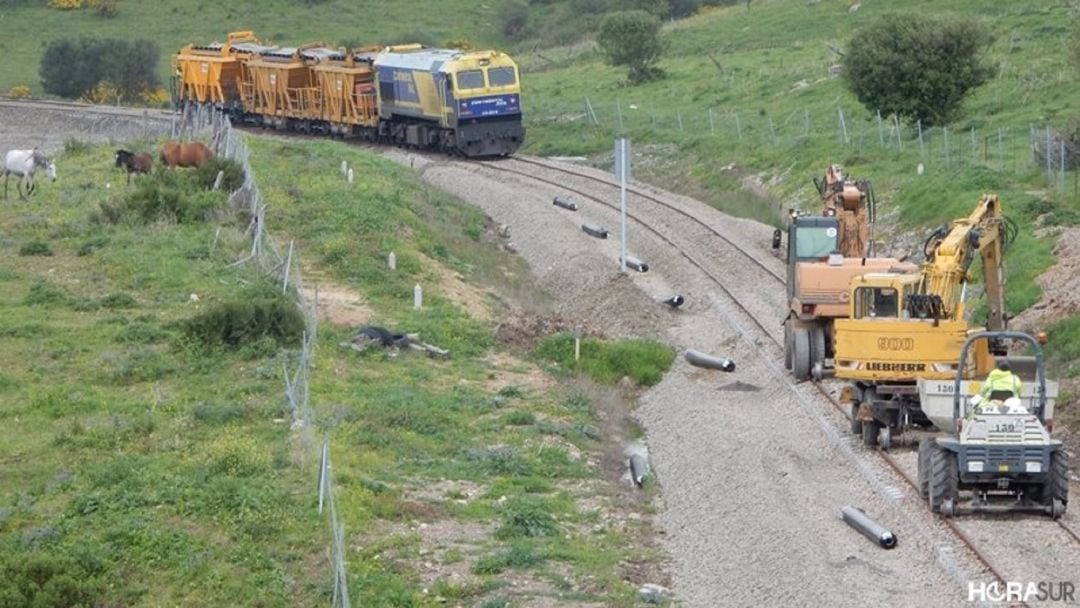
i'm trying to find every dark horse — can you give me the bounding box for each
[115,149,153,184]
[159,141,214,169]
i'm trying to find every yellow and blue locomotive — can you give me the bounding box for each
[172,32,524,157]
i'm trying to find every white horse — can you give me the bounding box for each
[3,148,57,201]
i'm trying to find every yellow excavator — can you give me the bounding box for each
[777,165,913,380]
[834,193,1020,449]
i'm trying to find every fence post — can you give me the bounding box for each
[877,110,884,145]
[1046,128,1053,184]
[944,127,950,167]
[735,112,742,141]
[283,240,294,292]
[893,114,903,151]
[838,109,849,144]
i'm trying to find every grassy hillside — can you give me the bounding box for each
[518,0,1079,320]
[0,0,507,94]
[0,136,671,606]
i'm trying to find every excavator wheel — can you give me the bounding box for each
[861,418,881,447]
[849,402,863,435]
[929,445,959,514]
[792,328,811,381]
[809,326,826,381]
[783,322,793,370]
[917,440,933,500]
[1042,450,1069,518]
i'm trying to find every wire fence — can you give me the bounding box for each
[175,105,349,607]
[528,97,1079,197]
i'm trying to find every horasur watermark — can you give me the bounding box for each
[968,581,1075,603]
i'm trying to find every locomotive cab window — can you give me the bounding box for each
[488,67,516,87]
[854,287,899,319]
[456,70,485,90]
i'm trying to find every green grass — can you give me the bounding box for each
[0,135,657,606]
[535,333,675,386]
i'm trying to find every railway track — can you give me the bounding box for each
[473,153,1080,603]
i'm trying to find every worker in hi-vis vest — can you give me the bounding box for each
[980,359,1023,402]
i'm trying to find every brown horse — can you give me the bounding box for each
[160,141,214,169]
[115,149,153,184]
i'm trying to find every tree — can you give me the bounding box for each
[40,37,160,103]
[842,15,993,127]
[499,0,529,41]
[596,10,667,84]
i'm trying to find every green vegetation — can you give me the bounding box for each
[842,14,993,127]
[0,136,658,605]
[535,333,675,386]
[39,37,160,102]
[597,10,668,84]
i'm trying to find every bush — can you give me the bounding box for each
[495,497,559,539]
[23,280,68,306]
[18,240,53,256]
[100,171,225,225]
[0,550,107,608]
[40,37,159,103]
[842,15,993,126]
[195,157,245,192]
[596,10,667,84]
[181,291,304,349]
[499,0,529,40]
[76,236,108,255]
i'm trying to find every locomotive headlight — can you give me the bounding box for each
[1025,461,1042,473]
[967,461,984,473]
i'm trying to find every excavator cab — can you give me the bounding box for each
[783,214,840,301]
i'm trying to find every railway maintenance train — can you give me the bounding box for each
[172,31,525,157]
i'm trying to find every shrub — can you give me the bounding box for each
[101,292,137,309]
[18,240,53,256]
[0,551,107,608]
[596,10,667,84]
[498,0,529,40]
[181,291,304,349]
[195,157,245,192]
[76,236,108,256]
[115,321,166,344]
[101,172,226,225]
[23,280,68,306]
[40,37,159,103]
[7,85,31,98]
[842,15,993,126]
[495,497,558,538]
